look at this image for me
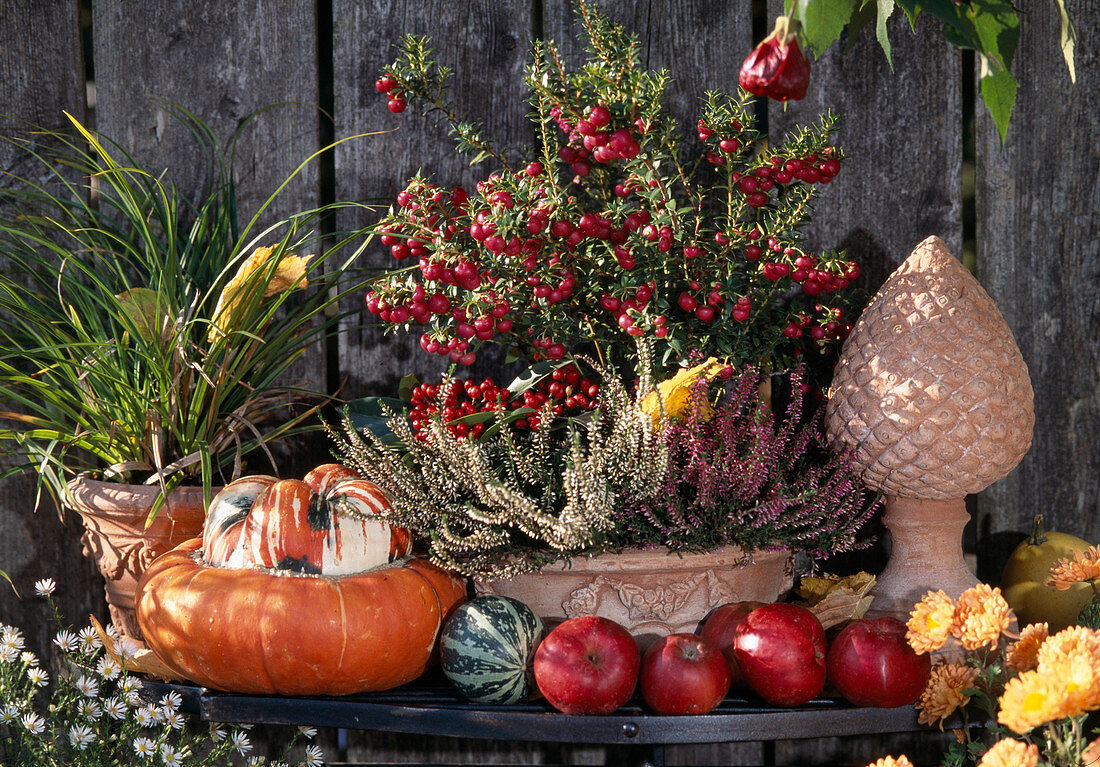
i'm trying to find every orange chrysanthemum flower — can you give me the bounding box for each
[998,670,1068,734]
[1046,545,1100,590]
[907,590,955,654]
[1005,623,1049,672]
[864,757,914,767]
[917,663,979,729]
[976,738,1038,767]
[1037,626,1100,673]
[952,583,1012,650]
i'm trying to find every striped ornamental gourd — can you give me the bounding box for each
[440,595,544,704]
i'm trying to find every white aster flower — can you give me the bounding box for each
[33,578,56,596]
[74,674,99,698]
[135,705,158,726]
[21,651,38,666]
[103,696,128,720]
[304,744,325,767]
[96,656,121,680]
[26,667,48,687]
[53,630,79,652]
[77,626,102,654]
[160,744,183,767]
[21,711,45,734]
[164,710,185,730]
[209,722,227,741]
[79,700,103,721]
[230,729,252,755]
[0,705,21,724]
[1,627,24,651]
[117,677,139,696]
[159,690,183,712]
[116,637,140,660]
[133,736,156,758]
[0,646,18,663]
[246,758,265,767]
[298,726,317,739]
[68,723,94,750]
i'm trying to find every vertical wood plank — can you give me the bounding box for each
[766,8,963,288]
[333,0,536,400]
[765,8,961,766]
[92,0,321,228]
[0,0,106,668]
[975,0,1100,559]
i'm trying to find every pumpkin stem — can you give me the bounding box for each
[1029,514,1048,547]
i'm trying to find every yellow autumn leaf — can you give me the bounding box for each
[208,245,312,341]
[640,358,728,429]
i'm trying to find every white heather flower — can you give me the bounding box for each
[96,656,121,680]
[77,627,101,653]
[159,690,183,712]
[33,578,56,596]
[74,674,99,698]
[230,729,253,755]
[21,711,45,734]
[160,744,183,767]
[304,744,324,767]
[298,726,317,739]
[26,667,48,687]
[164,710,185,730]
[54,630,79,652]
[68,724,94,750]
[103,696,128,720]
[133,737,156,758]
[79,700,103,721]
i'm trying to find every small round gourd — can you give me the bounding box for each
[439,596,544,704]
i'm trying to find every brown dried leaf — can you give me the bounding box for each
[90,615,186,683]
[798,572,876,629]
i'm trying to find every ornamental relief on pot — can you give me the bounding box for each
[79,531,157,581]
[562,570,736,623]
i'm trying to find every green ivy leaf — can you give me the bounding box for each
[966,0,1019,71]
[875,0,896,68]
[795,0,859,56]
[894,0,920,28]
[978,56,1018,144]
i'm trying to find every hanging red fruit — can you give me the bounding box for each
[739,16,811,102]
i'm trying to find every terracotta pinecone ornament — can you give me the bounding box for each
[825,235,1034,619]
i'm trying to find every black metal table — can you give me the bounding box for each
[145,675,933,767]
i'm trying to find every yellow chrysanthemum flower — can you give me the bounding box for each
[1046,545,1100,590]
[907,590,955,654]
[917,663,979,729]
[209,245,312,341]
[864,757,914,767]
[639,358,728,429]
[976,738,1038,767]
[998,670,1069,734]
[952,583,1012,650]
[1005,623,1048,672]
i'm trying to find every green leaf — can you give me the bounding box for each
[965,0,1019,71]
[894,0,919,28]
[844,2,875,55]
[1055,0,1077,83]
[507,360,567,394]
[795,0,859,56]
[875,0,896,68]
[398,373,420,402]
[978,56,1018,144]
[344,396,410,439]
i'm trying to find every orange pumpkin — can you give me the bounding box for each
[136,464,465,695]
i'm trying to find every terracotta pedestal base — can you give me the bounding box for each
[865,495,978,622]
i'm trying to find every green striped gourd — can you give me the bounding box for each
[439,596,544,704]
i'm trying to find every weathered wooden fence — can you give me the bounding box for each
[1,1,1097,764]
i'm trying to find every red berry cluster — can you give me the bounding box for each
[375,74,406,113]
[408,366,600,441]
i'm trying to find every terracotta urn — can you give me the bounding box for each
[66,477,210,641]
[475,546,792,648]
[825,236,1034,620]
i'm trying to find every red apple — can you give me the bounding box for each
[533,616,640,714]
[700,601,764,690]
[640,633,731,715]
[732,603,827,706]
[826,617,932,707]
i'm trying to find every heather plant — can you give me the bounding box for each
[617,365,878,560]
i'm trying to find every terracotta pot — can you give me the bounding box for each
[475,546,792,648]
[66,478,210,641]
